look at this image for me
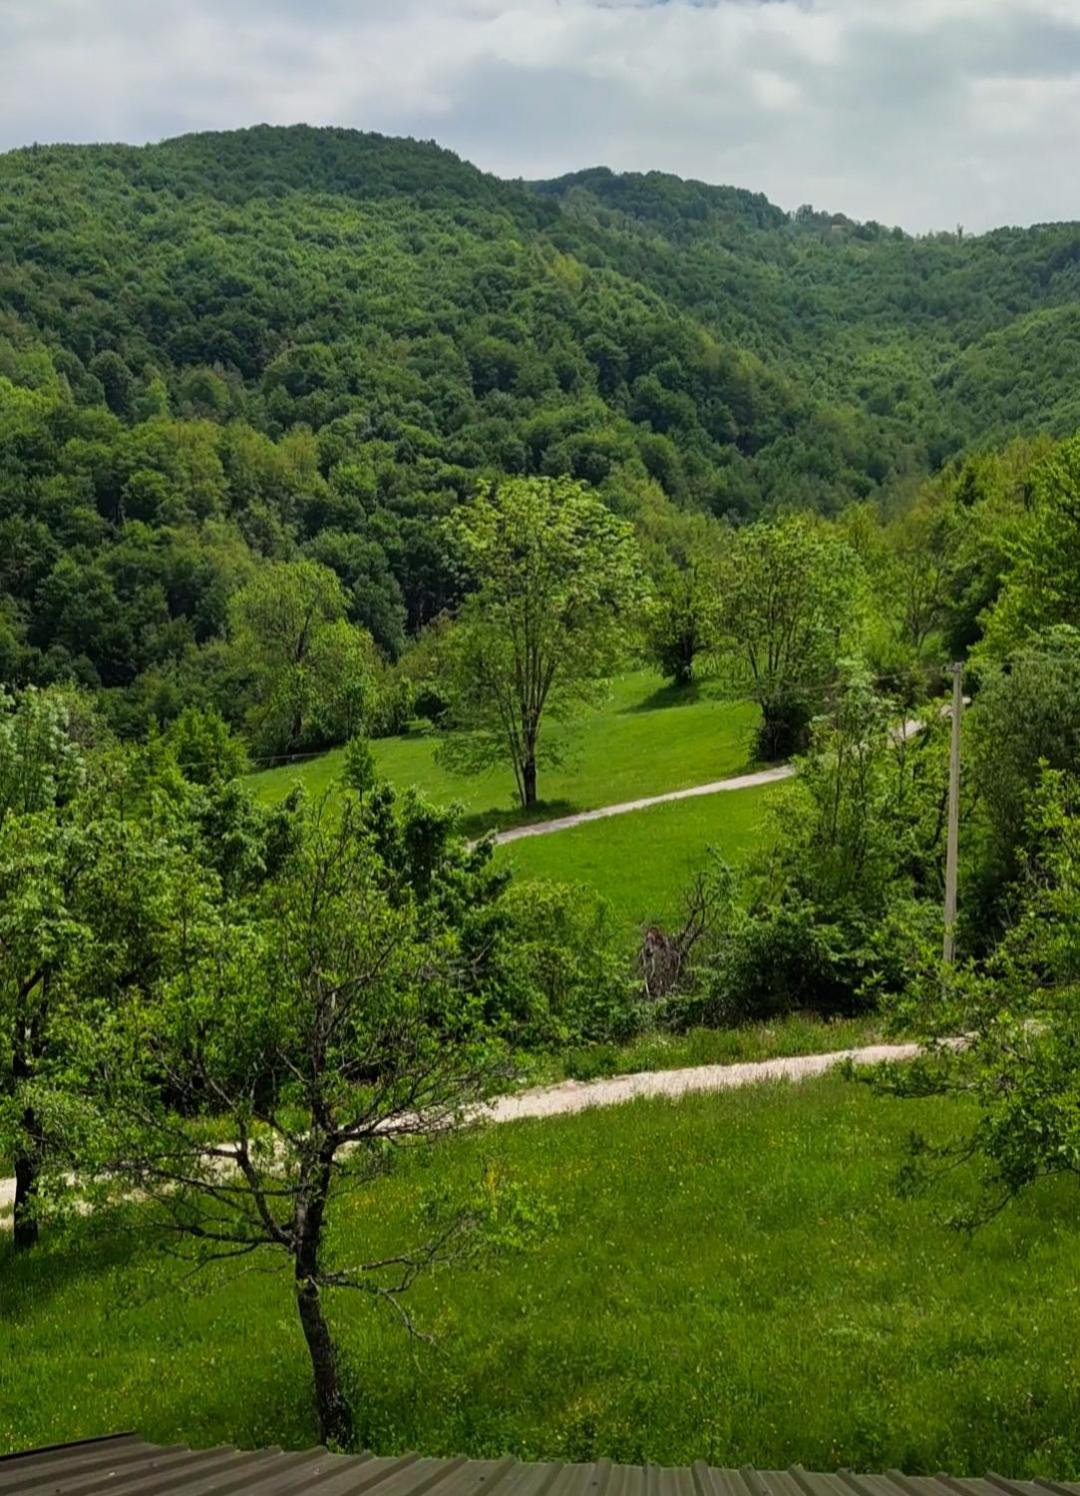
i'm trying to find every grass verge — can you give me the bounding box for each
[526,1013,888,1084]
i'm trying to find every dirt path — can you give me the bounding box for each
[493,765,794,844]
[483,1041,923,1121]
[492,716,929,846]
[0,1041,926,1228]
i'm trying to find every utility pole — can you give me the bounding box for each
[942,662,964,965]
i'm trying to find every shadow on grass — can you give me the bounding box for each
[620,680,713,714]
[461,798,580,840]
[0,1210,145,1324]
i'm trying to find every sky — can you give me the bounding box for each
[2,0,1080,234]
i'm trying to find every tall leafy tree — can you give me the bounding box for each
[714,515,861,759]
[438,478,644,808]
[228,560,378,755]
[638,504,722,688]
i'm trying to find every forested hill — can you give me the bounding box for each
[2,123,1080,721]
[535,165,1080,446]
[5,126,1080,498]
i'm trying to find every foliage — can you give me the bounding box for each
[0,686,309,1249]
[713,516,862,758]
[680,668,950,1023]
[637,501,721,687]
[880,767,1080,1229]
[0,685,86,824]
[437,478,645,807]
[228,560,379,755]
[0,708,206,1248]
[163,704,249,784]
[977,434,1080,658]
[342,733,379,797]
[968,627,1080,893]
[487,881,639,1047]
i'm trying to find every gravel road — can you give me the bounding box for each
[492,765,794,844]
[491,717,928,846]
[0,1041,922,1228]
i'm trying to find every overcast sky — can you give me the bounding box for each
[3,0,1080,233]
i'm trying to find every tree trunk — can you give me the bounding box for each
[12,1111,40,1252]
[295,1272,352,1447]
[522,755,538,809]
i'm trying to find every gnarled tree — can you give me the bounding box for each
[84,794,507,1447]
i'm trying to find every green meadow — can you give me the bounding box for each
[245,670,771,941]
[6,1076,1080,1476]
[247,671,762,837]
[496,782,778,941]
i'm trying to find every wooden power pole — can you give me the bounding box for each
[942,662,964,965]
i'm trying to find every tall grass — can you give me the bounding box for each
[5,1076,1080,1477]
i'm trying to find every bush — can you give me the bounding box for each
[342,734,378,795]
[487,880,641,1048]
[164,705,248,784]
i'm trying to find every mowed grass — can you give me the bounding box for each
[6,1077,1080,1475]
[246,671,762,836]
[496,782,780,940]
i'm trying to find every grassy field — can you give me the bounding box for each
[496,782,779,940]
[6,1076,1080,1476]
[247,672,762,836]
[531,1013,888,1083]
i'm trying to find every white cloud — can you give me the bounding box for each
[1,0,1079,230]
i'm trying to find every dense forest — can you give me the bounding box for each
[2,123,1080,738]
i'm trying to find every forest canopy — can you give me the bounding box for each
[3,124,1080,733]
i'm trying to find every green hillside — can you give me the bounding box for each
[8,1078,1080,1474]
[4,124,1080,722]
[249,670,759,826]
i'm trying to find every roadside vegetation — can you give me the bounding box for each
[525,1012,886,1084]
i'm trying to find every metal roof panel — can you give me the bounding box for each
[2,1441,1079,1496]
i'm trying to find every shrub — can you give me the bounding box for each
[487,880,640,1048]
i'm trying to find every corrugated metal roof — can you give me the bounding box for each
[3,1436,1078,1496]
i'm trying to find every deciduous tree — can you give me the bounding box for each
[84,795,509,1446]
[438,478,644,808]
[714,515,860,759]
[228,560,378,755]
